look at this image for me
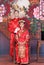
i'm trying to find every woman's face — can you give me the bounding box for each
[20,22,24,28]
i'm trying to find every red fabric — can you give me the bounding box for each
[8,18,20,33]
[8,17,30,58]
[8,18,20,57]
[10,33,15,57]
[15,29,30,64]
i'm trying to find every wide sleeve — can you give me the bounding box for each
[8,18,20,33]
[8,20,15,33]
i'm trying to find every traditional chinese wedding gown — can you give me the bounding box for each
[8,18,20,57]
[15,28,30,64]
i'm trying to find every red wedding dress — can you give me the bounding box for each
[15,28,30,64]
[8,18,20,57]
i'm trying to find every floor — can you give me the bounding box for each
[0,62,44,65]
[0,55,44,65]
[0,61,44,65]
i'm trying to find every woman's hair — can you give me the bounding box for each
[19,20,25,24]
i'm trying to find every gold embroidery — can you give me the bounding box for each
[18,45,26,58]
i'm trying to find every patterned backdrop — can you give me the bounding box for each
[0,0,44,57]
[0,0,40,35]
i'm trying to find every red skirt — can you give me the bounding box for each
[15,43,29,64]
